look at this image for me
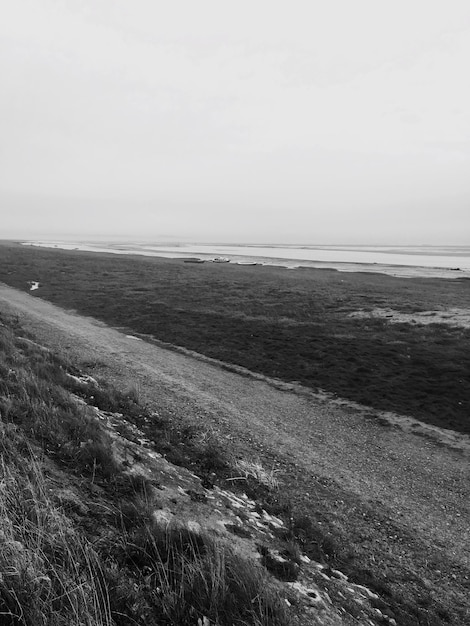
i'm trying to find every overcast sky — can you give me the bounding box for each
[1,0,469,243]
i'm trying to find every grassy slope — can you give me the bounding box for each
[0,242,469,433]
[0,313,289,626]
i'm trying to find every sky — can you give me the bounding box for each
[1,0,469,244]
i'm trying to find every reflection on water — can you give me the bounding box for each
[21,241,470,280]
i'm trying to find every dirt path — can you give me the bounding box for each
[1,284,469,580]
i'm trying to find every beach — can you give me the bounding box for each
[21,241,470,279]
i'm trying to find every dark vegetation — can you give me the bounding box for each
[0,241,469,433]
[0,313,289,625]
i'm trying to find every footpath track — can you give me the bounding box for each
[1,284,469,592]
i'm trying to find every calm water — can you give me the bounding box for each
[22,241,470,279]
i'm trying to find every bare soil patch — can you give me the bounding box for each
[350,307,470,328]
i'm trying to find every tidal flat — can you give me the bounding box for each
[0,240,469,434]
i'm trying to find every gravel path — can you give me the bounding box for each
[1,283,469,581]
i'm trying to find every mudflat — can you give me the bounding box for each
[0,282,469,624]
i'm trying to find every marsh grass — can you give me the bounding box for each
[1,242,469,433]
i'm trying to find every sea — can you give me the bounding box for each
[21,241,470,280]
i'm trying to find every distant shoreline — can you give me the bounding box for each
[20,240,470,280]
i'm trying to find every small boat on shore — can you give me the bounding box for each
[236,261,260,266]
[184,258,205,263]
[211,257,230,263]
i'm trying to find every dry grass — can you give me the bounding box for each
[0,321,120,480]
[0,426,112,626]
[114,522,288,626]
[232,459,280,490]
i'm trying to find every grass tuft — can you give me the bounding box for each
[121,522,289,626]
[233,459,280,490]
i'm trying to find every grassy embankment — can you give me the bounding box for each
[0,312,289,626]
[0,241,469,433]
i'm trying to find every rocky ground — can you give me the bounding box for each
[78,379,397,625]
